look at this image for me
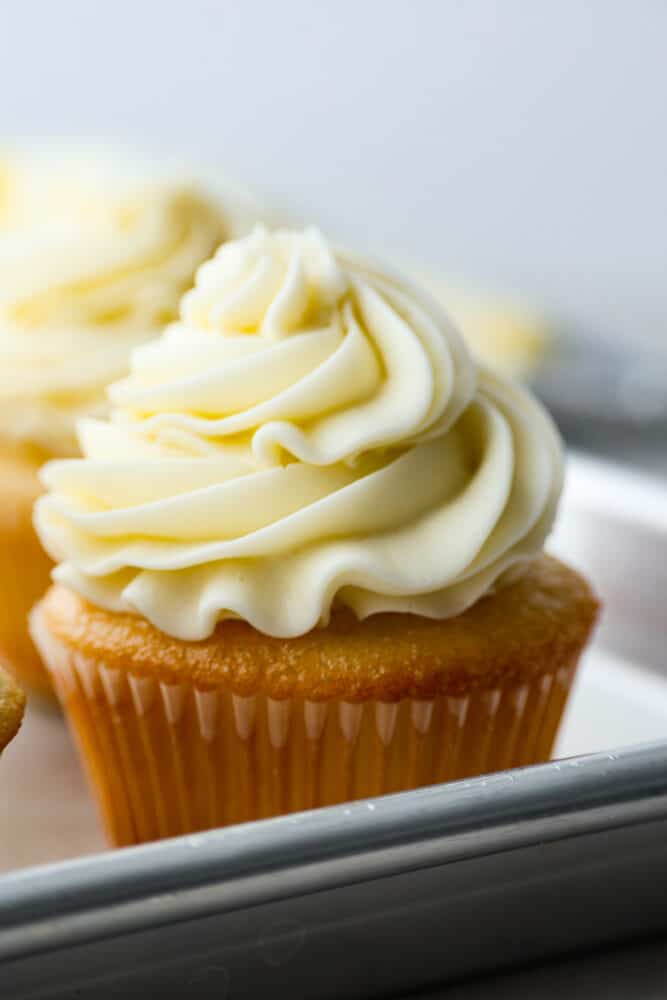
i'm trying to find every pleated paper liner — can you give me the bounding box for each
[30,606,578,848]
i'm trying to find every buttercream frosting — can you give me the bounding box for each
[35,226,563,639]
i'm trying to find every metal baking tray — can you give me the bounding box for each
[1,452,667,999]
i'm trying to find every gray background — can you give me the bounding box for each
[2,0,666,349]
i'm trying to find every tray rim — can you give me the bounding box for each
[2,741,667,962]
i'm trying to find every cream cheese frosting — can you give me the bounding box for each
[35,225,564,640]
[0,152,252,456]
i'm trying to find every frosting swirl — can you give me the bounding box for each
[35,226,564,640]
[0,152,252,456]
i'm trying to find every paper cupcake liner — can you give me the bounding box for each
[31,609,577,847]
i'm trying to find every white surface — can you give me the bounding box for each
[557,454,667,534]
[0,706,103,873]
[2,1,667,347]
[557,649,667,758]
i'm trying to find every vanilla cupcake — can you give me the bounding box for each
[32,227,598,845]
[0,151,259,695]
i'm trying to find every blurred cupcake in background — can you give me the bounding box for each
[0,148,261,697]
[0,665,25,755]
[409,270,551,382]
[32,226,598,846]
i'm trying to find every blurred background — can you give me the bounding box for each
[2,0,666,471]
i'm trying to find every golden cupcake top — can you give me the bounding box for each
[36,555,597,699]
[35,225,564,640]
[0,666,25,753]
[0,151,257,457]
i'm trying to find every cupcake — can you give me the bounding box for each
[0,150,259,696]
[0,665,25,755]
[32,226,598,846]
